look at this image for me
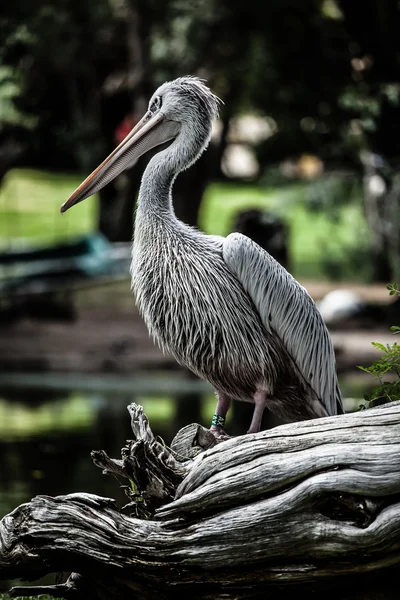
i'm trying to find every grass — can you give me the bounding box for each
[200,181,371,280]
[0,168,95,248]
[0,168,371,280]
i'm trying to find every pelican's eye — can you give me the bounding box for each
[149,96,162,114]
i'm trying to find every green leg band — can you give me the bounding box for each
[211,414,225,428]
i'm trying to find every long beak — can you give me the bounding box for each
[61,111,180,213]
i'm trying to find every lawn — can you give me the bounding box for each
[0,168,95,246]
[201,181,371,280]
[0,168,371,281]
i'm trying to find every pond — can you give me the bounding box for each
[0,372,208,519]
[0,371,370,522]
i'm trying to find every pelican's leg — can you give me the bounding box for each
[247,390,267,434]
[210,392,232,439]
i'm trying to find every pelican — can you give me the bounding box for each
[61,76,343,438]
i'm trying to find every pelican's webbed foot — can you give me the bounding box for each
[209,424,232,440]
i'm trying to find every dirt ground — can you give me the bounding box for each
[0,279,397,374]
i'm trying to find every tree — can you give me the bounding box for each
[2,0,400,274]
[337,0,400,280]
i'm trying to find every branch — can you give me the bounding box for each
[90,404,216,516]
[1,402,400,599]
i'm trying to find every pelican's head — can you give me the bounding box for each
[61,76,221,213]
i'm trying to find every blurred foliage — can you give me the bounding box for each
[0,0,123,171]
[1,0,400,272]
[0,168,94,246]
[2,0,400,172]
[201,180,371,280]
[359,283,400,408]
[0,67,37,128]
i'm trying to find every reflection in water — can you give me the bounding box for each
[0,376,216,520]
[0,372,371,522]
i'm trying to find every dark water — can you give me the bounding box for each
[0,373,212,520]
[0,371,368,520]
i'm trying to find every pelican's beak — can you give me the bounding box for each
[61,111,180,213]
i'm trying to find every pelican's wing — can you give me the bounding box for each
[222,233,343,415]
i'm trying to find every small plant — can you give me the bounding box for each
[358,283,400,408]
[387,282,400,296]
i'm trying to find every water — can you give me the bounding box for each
[0,373,210,519]
[0,371,371,522]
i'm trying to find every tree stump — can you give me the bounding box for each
[1,402,400,599]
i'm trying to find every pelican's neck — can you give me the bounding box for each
[136,126,209,224]
[136,149,178,222]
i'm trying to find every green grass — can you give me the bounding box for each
[0,168,371,280]
[0,168,96,248]
[200,182,371,280]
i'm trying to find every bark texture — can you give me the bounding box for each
[1,402,400,599]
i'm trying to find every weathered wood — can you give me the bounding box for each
[1,402,400,599]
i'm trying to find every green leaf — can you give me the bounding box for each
[357,365,373,374]
[371,341,389,352]
[357,286,400,407]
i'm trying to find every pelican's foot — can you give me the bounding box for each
[209,425,232,441]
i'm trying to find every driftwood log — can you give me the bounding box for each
[1,401,400,599]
